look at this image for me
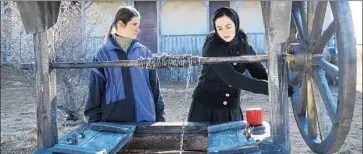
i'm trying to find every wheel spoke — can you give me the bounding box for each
[311,78,328,141]
[312,56,339,78]
[292,2,307,42]
[307,73,318,138]
[311,2,328,42]
[299,1,308,34]
[312,68,337,124]
[313,21,336,54]
[298,73,308,116]
[290,71,305,85]
[307,1,318,35]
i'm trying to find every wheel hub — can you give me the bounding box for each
[287,43,312,72]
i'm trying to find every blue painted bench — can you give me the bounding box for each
[32,121,286,154]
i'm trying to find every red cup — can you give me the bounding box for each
[246,108,264,126]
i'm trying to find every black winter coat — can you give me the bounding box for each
[192,31,269,109]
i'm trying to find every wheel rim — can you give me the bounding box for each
[288,1,356,153]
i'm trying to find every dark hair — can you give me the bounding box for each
[113,6,140,26]
[104,6,140,43]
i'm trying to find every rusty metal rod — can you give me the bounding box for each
[20,55,270,70]
[51,60,140,69]
[200,55,269,64]
[20,54,326,70]
[20,54,328,70]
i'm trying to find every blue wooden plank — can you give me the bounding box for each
[32,148,52,154]
[207,121,259,153]
[58,123,99,145]
[51,144,107,154]
[81,131,134,154]
[85,122,136,154]
[49,129,101,154]
[90,122,136,134]
[58,128,100,146]
[208,121,247,133]
[207,129,259,153]
[46,122,136,154]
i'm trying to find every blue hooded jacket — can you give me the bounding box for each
[84,36,165,122]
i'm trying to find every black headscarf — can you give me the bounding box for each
[212,7,240,41]
[204,7,248,55]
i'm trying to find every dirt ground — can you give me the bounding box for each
[1,46,362,154]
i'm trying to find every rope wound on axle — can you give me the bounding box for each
[137,54,201,69]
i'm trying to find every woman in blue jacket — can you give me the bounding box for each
[84,6,165,123]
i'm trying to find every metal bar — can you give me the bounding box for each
[22,55,270,70]
[20,63,35,70]
[51,60,140,69]
[200,55,269,64]
[22,54,327,70]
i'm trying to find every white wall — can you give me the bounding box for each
[237,1,265,33]
[85,0,356,40]
[161,1,207,35]
[322,3,334,34]
[349,1,362,45]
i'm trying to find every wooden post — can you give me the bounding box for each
[235,1,241,15]
[157,1,161,53]
[157,0,167,53]
[261,1,292,153]
[1,2,10,64]
[81,1,86,54]
[34,28,58,149]
[200,0,209,33]
[80,1,94,55]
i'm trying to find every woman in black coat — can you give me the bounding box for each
[187,7,291,124]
